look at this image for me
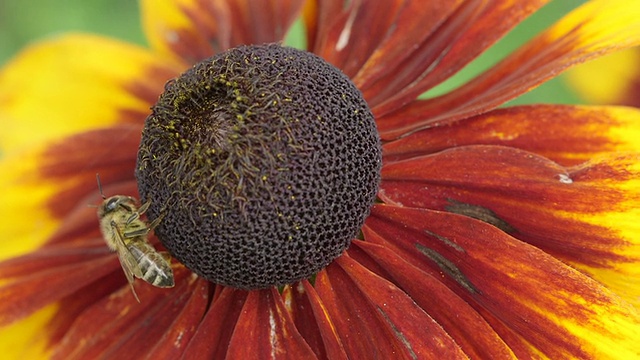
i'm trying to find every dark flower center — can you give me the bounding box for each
[136,44,381,289]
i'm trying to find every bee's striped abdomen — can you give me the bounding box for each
[128,241,174,288]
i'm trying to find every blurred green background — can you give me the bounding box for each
[1,0,588,104]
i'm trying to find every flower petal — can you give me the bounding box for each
[182,287,248,358]
[383,104,640,166]
[314,255,468,358]
[360,0,548,110]
[0,243,116,325]
[0,306,56,360]
[0,125,141,261]
[380,145,640,306]
[0,34,177,153]
[352,239,517,359]
[565,48,640,106]
[51,268,195,359]
[377,0,640,139]
[282,282,348,359]
[366,204,640,358]
[145,276,210,358]
[303,0,407,78]
[226,288,316,359]
[350,0,465,90]
[141,0,305,64]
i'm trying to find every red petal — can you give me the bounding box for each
[371,0,548,125]
[353,239,517,358]
[364,204,640,358]
[380,146,639,279]
[282,282,348,359]
[0,249,115,325]
[51,268,195,359]
[315,255,467,358]
[305,0,405,78]
[351,0,464,94]
[377,0,640,139]
[144,276,210,358]
[182,287,248,358]
[226,288,316,359]
[141,0,306,64]
[383,104,640,166]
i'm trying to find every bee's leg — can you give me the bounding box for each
[125,212,140,225]
[124,200,151,226]
[123,213,165,238]
[137,200,151,215]
[123,228,149,237]
[147,213,165,231]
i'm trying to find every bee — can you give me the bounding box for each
[95,174,174,302]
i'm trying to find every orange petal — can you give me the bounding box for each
[365,204,640,358]
[383,104,640,166]
[380,145,640,306]
[141,0,305,64]
[314,255,468,358]
[377,0,640,139]
[0,34,177,153]
[351,0,464,90]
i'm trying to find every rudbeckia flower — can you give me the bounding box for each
[2,0,640,358]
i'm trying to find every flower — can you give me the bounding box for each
[2,0,640,358]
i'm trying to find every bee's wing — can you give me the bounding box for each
[111,222,143,302]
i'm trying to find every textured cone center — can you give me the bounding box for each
[136,44,381,289]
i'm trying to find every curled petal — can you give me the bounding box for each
[383,105,640,166]
[365,204,640,358]
[380,145,640,306]
[315,255,468,358]
[141,0,305,64]
[0,34,176,153]
[378,0,640,139]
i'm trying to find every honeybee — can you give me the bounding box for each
[96,175,174,302]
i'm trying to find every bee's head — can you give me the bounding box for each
[97,195,137,217]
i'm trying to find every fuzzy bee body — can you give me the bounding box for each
[96,176,174,302]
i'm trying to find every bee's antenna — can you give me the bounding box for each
[96,173,106,200]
